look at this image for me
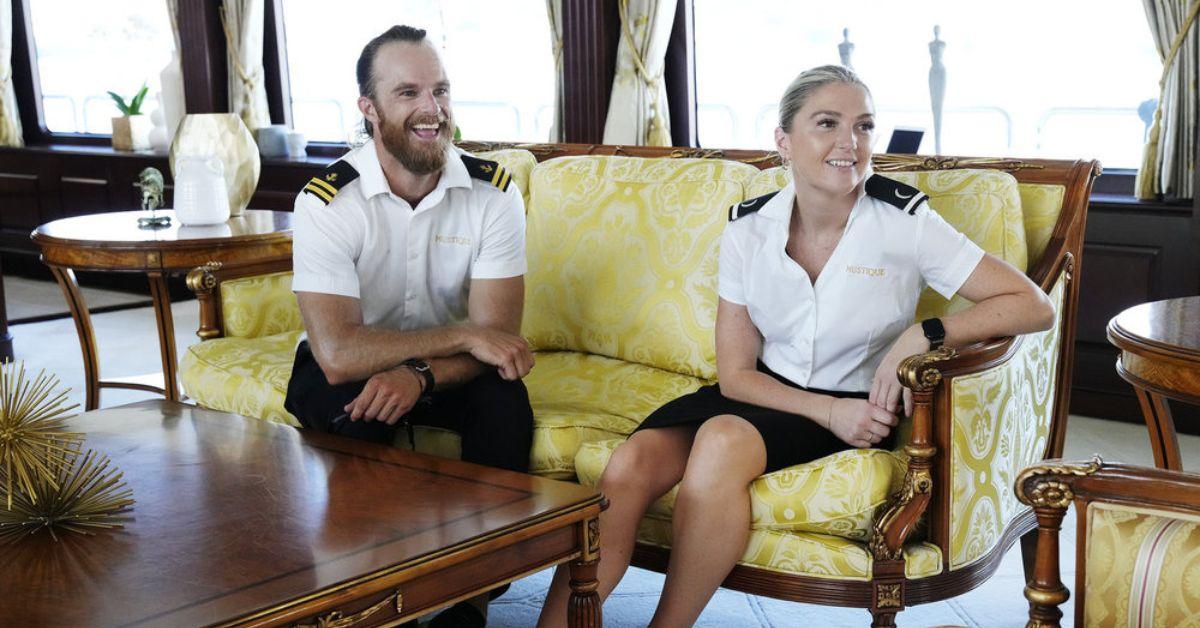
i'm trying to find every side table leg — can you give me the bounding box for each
[1134,387,1182,470]
[568,516,601,628]
[147,273,179,401]
[49,267,100,410]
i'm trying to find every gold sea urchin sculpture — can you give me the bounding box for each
[0,448,134,543]
[0,364,82,508]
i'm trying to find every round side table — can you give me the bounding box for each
[32,210,293,410]
[1107,296,1200,470]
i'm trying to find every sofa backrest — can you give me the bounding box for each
[746,166,1031,321]
[522,155,759,380]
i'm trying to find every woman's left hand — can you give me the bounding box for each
[870,324,931,417]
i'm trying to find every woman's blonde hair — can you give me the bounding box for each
[778,65,870,132]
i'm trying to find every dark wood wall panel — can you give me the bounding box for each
[0,173,41,230]
[59,178,110,219]
[1072,201,1200,429]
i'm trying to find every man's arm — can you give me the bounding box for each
[424,275,531,388]
[333,276,533,423]
[298,289,530,385]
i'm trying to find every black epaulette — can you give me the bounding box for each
[460,154,513,192]
[864,174,928,215]
[729,190,779,221]
[303,160,359,205]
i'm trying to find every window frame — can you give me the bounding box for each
[3,0,1160,201]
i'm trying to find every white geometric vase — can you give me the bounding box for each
[169,113,260,217]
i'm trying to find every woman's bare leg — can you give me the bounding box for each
[649,415,766,628]
[537,425,696,628]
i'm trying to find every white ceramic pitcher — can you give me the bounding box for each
[173,155,230,226]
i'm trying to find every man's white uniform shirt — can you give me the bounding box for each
[292,140,526,331]
[718,179,985,393]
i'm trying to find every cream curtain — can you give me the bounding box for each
[0,0,24,147]
[221,0,271,130]
[603,0,677,146]
[546,0,564,142]
[1137,0,1200,199]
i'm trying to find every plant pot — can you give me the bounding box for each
[111,115,152,151]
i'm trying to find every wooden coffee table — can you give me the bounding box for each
[0,400,604,627]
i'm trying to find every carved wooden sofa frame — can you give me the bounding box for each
[186,143,1100,626]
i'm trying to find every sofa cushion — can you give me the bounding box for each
[220,271,303,339]
[1017,182,1065,266]
[635,514,942,580]
[746,166,1029,321]
[575,437,905,542]
[523,156,759,380]
[180,330,304,426]
[524,351,707,478]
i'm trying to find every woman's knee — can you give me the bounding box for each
[680,415,766,493]
[600,434,683,497]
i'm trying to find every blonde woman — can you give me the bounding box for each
[539,65,1054,627]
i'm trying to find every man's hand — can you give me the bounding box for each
[460,324,534,380]
[344,366,424,424]
[870,324,930,418]
[828,398,899,448]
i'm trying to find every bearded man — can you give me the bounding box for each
[283,26,534,625]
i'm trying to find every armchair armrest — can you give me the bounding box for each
[1015,458,1200,628]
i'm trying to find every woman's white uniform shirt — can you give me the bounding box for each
[718,176,985,393]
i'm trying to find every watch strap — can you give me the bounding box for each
[920,318,946,350]
[400,358,435,395]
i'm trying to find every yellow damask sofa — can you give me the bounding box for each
[1017,458,1200,627]
[179,143,1098,626]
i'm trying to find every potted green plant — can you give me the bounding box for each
[109,84,152,151]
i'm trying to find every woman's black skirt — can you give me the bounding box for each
[635,362,889,473]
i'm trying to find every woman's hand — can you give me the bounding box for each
[870,324,930,418]
[828,398,898,448]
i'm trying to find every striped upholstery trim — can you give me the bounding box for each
[1129,516,1187,628]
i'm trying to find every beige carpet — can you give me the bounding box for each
[5,275,150,322]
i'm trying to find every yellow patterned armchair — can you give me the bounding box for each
[179,143,1099,626]
[1017,458,1200,627]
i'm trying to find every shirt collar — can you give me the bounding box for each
[351,139,472,200]
[759,172,873,222]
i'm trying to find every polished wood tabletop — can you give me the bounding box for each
[1107,296,1200,470]
[31,210,293,410]
[0,400,604,627]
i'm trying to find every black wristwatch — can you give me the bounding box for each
[400,358,435,395]
[920,318,946,350]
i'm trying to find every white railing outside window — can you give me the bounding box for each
[693,0,1160,168]
[27,0,173,135]
[281,0,555,144]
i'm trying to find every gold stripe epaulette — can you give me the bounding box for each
[460,154,512,192]
[303,160,359,205]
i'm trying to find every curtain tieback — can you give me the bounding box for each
[219,6,259,92]
[618,0,670,145]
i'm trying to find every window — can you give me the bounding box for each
[280,0,555,144]
[27,0,174,135]
[693,1,1160,168]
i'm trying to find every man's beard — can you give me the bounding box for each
[376,108,452,175]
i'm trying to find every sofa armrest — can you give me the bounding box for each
[186,258,295,340]
[870,255,1074,574]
